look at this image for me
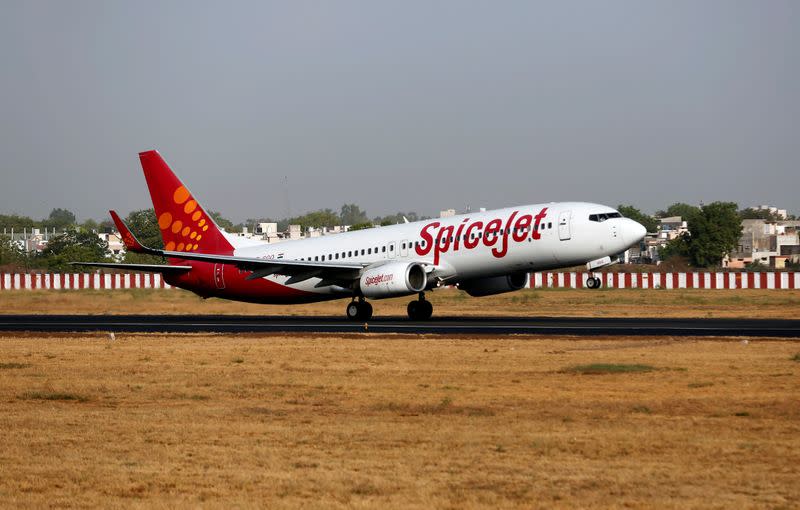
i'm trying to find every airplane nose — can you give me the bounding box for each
[624,219,647,244]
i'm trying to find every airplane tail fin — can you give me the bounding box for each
[138,150,235,255]
[110,210,147,253]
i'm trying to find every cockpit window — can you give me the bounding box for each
[589,212,622,222]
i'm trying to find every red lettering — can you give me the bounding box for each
[454,218,469,251]
[531,207,548,240]
[434,225,454,265]
[513,214,532,242]
[417,207,548,264]
[464,221,483,249]
[492,211,517,258]
[416,222,439,256]
[483,218,502,247]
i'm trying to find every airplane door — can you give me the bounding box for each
[214,264,226,289]
[388,242,396,259]
[558,211,572,241]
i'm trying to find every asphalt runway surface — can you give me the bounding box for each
[0,315,798,337]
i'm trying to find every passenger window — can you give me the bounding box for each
[382,246,386,253]
[548,222,552,229]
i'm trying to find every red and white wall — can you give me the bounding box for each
[0,273,171,290]
[0,272,798,291]
[532,272,799,290]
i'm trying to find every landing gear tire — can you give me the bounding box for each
[407,295,433,321]
[586,276,602,289]
[346,300,373,321]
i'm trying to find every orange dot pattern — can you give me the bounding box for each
[158,212,172,229]
[158,185,213,252]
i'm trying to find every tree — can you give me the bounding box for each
[44,208,77,231]
[349,222,375,231]
[662,202,741,268]
[0,235,24,269]
[372,212,427,226]
[656,203,701,221]
[97,219,116,234]
[616,205,658,233]
[0,213,39,232]
[122,209,164,264]
[739,208,779,221]
[659,235,690,262]
[81,218,99,232]
[208,210,241,232]
[39,229,108,271]
[124,209,163,249]
[340,204,368,226]
[685,202,742,267]
[282,209,341,231]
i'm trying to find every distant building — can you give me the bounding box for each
[98,232,124,260]
[726,219,800,269]
[631,216,690,264]
[751,205,788,220]
[1,227,57,254]
[439,209,456,218]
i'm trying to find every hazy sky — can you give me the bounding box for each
[1,1,797,222]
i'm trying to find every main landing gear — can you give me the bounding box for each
[407,292,433,321]
[346,298,373,321]
[586,275,602,289]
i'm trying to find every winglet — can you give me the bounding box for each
[110,210,147,253]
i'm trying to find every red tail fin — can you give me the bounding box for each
[109,210,146,252]
[139,150,235,255]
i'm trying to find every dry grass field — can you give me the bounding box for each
[1,334,799,508]
[1,287,799,318]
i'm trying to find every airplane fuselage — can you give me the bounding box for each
[167,201,644,304]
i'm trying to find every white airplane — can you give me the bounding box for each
[75,151,646,320]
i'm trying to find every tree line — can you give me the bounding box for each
[0,203,796,272]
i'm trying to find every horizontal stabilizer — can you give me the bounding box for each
[69,262,192,273]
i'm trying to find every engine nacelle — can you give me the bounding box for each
[458,272,528,297]
[359,262,428,299]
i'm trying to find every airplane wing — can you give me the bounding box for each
[73,210,365,286]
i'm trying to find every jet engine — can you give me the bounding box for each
[458,272,528,297]
[359,262,428,299]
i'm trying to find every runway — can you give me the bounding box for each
[0,315,798,337]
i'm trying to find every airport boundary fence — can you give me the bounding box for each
[0,273,171,290]
[0,272,797,291]
[531,272,799,290]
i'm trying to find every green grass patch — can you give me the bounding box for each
[20,391,88,402]
[231,357,245,364]
[0,362,31,369]
[791,353,800,363]
[631,405,652,414]
[688,382,714,388]
[371,396,494,417]
[562,363,655,375]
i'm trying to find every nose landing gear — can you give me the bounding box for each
[407,292,433,321]
[586,275,602,289]
[346,298,373,321]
